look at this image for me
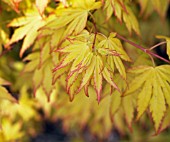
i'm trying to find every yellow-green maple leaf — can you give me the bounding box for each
[104,0,126,21]
[41,0,101,51]
[97,32,131,79]
[6,8,46,57]
[104,0,140,35]
[125,65,170,133]
[53,31,130,102]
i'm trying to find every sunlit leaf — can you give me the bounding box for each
[6,9,45,57]
[125,65,170,133]
[53,31,128,101]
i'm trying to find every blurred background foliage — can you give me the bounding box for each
[0,0,170,142]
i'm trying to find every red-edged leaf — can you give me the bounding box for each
[78,55,95,93]
[102,67,120,92]
[94,55,103,102]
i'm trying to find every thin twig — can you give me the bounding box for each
[149,41,167,50]
[116,34,146,52]
[116,33,170,64]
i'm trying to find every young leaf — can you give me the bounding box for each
[53,31,129,102]
[97,33,131,79]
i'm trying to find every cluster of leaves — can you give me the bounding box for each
[0,0,170,141]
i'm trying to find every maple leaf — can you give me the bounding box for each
[104,0,140,35]
[156,35,170,59]
[40,0,101,51]
[53,31,130,102]
[125,65,170,133]
[97,33,131,79]
[104,0,127,21]
[6,9,46,57]
[122,6,140,35]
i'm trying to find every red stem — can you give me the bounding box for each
[116,33,170,64]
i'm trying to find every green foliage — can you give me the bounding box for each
[0,0,170,141]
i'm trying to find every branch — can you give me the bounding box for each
[116,34,170,64]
